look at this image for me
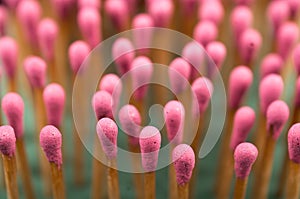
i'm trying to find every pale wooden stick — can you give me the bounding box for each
[107,160,120,199]
[129,144,144,199]
[91,158,105,199]
[285,160,300,199]
[169,146,177,199]
[144,172,155,199]
[73,128,84,185]
[8,77,16,92]
[50,163,66,199]
[177,183,188,199]
[1,153,18,199]
[233,177,248,199]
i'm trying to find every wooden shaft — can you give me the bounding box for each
[233,177,248,199]
[216,153,234,199]
[178,183,189,199]
[107,160,120,199]
[8,77,16,92]
[253,113,266,175]
[144,172,156,199]
[74,127,84,185]
[129,144,144,199]
[49,58,59,83]
[50,163,66,199]
[285,160,300,199]
[2,154,18,199]
[169,146,177,199]
[16,139,36,199]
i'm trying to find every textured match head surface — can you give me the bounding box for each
[0,126,16,157]
[43,83,65,128]
[112,38,135,75]
[130,56,153,100]
[168,58,191,95]
[267,0,289,33]
[0,6,7,36]
[293,44,300,75]
[68,40,91,74]
[259,74,284,115]
[37,18,58,61]
[77,7,101,48]
[92,90,113,120]
[139,126,161,172]
[230,106,255,150]
[295,77,300,107]
[118,104,141,146]
[206,41,227,69]
[105,0,129,31]
[288,123,300,164]
[228,66,253,109]
[2,93,24,139]
[172,144,195,185]
[260,53,283,78]
[23,56,47,88]
[148,0,174,27]
[199,0,224,25]
[266,100,289,140]
[192,77,213,114]
[78,0,101,9]
[0,36,18,78]
[234,142,258,179]
[40,125,62,167]
[193,20,218,47]
[96,118,118,159]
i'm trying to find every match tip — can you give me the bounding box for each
[288,123,300,163]
[164,100,184,144]
[0,36,18,78]
[192,77,213,114]
[266,100,289,140]
[132,13,154,29]
[68,40,91,74]
[104,0,129,30]
[229,66,253,109]
[40,125,62,167]
[293,44,300,75]
[267,0,289,32]
[172,144,195,185]
[199,0,224,25]
[78,0,101,9]
[92,90,113,120]
[206,41,227,69]
[168,58,191,94]
[230,6,253,41]
[239,28,262,64]
[99,73,122,98]
[23,56,47,88]
[96,118,118,159]
[0,126,16,157]
[260,53,283,78]
[193,20,218,47]
[148,0,174,27]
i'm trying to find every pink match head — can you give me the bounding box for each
[96,118,118,159]
[239,28,262,65]
[0,126,16,157]
[43,83,65,128]
[148,0,174,27]
[0,6,8,36]
[104,0,129,31]
[77,7,101,48]
[199,0,224,25]
[78,0,101,9]
[23,56,47,88]
[295,77,300,107]
[4,0,20,10]
[139,126,161,172]
[0,37,18,78]
[168,58,191,95]
[230,107,255,150]
[40,125,62,167]
[92,90,113,120]
[267,0,289,34]
[172,144,195,185]
[191,77,213,115]
[193,20,218,47]
[112,38,135,75]
[293,44,300,75]
[228,66,253,109]
[287,0,300,19]
[118,105,141,146]
[37,18,59,61]
[68,40,91,74]
[288,123,300,163]
[178,0,198,16]
[2,93,24,139]
[164,100,185,144]
[266,100,289,140]
[260,53,284,78]
[234,0,254,6]
[277,22,299,60]
[234,142,258,179]
[259,74,284,115]
[50,0,74,18]
[206,41,227,70]
[130,56,153,100]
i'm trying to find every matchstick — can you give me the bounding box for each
[287,0,300,21]
[193,21,218,48]
[178,0,197,36]
[40,125,66,199]
[0,125,18,199]
[260,53,284,78]
[0,6,8,36]
[206,41,226,79]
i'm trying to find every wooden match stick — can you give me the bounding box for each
[0,125,18,199]
[40,125,66,199]
[178,0,197,37]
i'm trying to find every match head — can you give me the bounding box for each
[230,106,255,150]
[267,0,289,33]
[78,0,101,9]
[266,100,289,140]
[288,123,300,163]
[2,93,24,139]
[40,125,62,167]
[172,144,195,185]
[199,0,224,25]
[112,38,135,75]
[68,40,91,74]
[43,83,65,128]
[260,53,284,78]
[96,118,118,159]
[259,74,284,115]
[37,18,59,61]
[139,126,161,172]
[294,77,300,107]
[131,56,153,100]
[234,142,258,179]
[92,90,113,120]
[0,36,18,78]
[293,44,300,75]
[287,0,300,19]
[191,77,213,114]
[206,41,227,69]
[168,58,191,95]
[234,0,254,6]
[3,0,20,10]
[0,6,8,36]
[50,0,73,18]
[148,0,174,27]
[118,104,141,146]
[228,66,253,109]
[0,126,16,157]
[164,100,184,144]
[104,0,129,31]
[23,56,47,88]
[178,0,197,15]
[193,20,218,47]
